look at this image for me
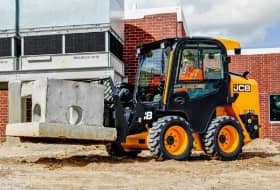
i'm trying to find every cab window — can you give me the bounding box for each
[203,49,223,80]
[178,49,203,81]
[174,43,225,100]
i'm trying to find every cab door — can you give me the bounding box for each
[167,40,229,133]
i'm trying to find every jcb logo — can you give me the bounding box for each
[233,84,251,92]
[144,111,153,120]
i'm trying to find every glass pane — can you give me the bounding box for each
[0,38,12,57]
[270,95,280,122]
[65,32,105,53]
[203,49,223,79]
[24,35,62,55]
[0,0,15,29]
[174,42,225,101]
[20,0,110,28]
[178,49,202,81]
[136,48,168,102]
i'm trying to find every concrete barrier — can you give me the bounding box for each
[6,79,117,142]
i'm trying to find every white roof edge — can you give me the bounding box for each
[0,29,16,38]
[180,9,189,36]
[241,48,280,55]
[125,6,183,21]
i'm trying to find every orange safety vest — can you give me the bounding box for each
[180,68,203,80]
[149,76,161,87]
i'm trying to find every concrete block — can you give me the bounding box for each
[6,79,113,142]
[30,79,105,126]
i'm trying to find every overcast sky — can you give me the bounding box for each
[1,0,280,48]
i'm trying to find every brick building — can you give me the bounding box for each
[0,91,8,141]
[0,6,279,142]
[231,50,280,142]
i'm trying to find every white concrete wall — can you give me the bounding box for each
[0,58,15,71]
[0,69,123,83]
[20,52,111,71]
[110,53,124,76]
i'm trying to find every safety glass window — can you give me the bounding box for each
[178,49,202,81]
[270,94,280,122]
[174,43,225,100]
[203,49,223,79]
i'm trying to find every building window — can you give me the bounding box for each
[24,35,62,55]
[109,33,123,61]
[270,94,280,122]
[0,38,12,57]
[65,32,105,53]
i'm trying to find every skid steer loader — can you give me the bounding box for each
[6,37,261,161]
[105,37,261,160]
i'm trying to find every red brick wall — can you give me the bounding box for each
[177,21,186,37]
[124,13,186,84]
[231,54,280,142]
[0,90,8,142]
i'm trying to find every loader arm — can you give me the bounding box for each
[101,77,129,143]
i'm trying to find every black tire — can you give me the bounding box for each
[105,142,141,157]
[148,116,193,161]
[203,116,244,160]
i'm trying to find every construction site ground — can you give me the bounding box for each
[0,138,279,190]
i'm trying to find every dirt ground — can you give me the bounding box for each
[0,138,279,190]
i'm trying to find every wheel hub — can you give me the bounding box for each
[217,125,239,153]
[166,136,175,145]
[163,125,189,156]
[219,134,227,144]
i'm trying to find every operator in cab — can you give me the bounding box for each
[180,51,203,80]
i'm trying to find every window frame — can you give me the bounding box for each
[175,46,225,83]
[172,44,226,100]
[269,94,280,123]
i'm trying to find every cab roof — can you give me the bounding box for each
[138,37,241,53]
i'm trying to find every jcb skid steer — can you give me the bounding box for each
[6,37,261,161]
[105,37,261,160]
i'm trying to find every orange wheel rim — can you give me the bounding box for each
[218,125,239,153]
[164,125,188,156]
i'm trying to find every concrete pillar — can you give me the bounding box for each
[7,81,23,145]
[8,81,22,123]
